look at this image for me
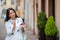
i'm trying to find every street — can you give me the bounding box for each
[0,18,6,40]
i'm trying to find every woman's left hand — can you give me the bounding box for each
[20,23,26,32]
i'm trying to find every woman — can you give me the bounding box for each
[4,8,24,40]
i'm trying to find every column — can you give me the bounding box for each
[45,0,49,18]
[55,0,60,39]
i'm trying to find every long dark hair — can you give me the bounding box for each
[5,8,18,22]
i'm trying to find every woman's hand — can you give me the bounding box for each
[20,23,26,32]
[12,20,16,31]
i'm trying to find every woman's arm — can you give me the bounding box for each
[18,18,26,32]
[20,24,26,32]
[20,19,26,32]
[5,22,15,35]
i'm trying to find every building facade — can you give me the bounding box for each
[1,0,60,39]
[0,0,17,19]
[36,0,60,38]
[20,0,60,38]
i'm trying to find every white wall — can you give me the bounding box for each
[29,0,34,30]
[24,0,34,30]
[55,0,60,39]
[24,0,29,26]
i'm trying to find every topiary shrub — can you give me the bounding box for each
[37,12,47,30]
[37,12,47,40]
[45,16,58,37]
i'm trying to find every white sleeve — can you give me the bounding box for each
[17,18,23,25]
[5,22,14,35]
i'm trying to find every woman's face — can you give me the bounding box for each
[9,10,15,19]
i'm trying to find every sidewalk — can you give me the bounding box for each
[24,28,38,40]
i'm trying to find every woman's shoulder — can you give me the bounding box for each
[4,19,11,24]
[5,21,10,24]
[16,18,23,24]
[16,18,22,20]
[4,21,9,26]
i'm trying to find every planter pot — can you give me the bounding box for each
[38,28,46,40]
[46,35,57,40]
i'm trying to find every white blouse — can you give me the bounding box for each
[5,18,24,40]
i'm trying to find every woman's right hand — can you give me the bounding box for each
[12,20,16,31]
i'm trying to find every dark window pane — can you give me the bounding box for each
[1,0,6,5]
[11,0,14,4]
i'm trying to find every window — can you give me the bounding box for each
[11,0,14,4]
[1,9,6,19]
[1,0,6,5]
[2,9,6,14]
[1,0,3,2]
